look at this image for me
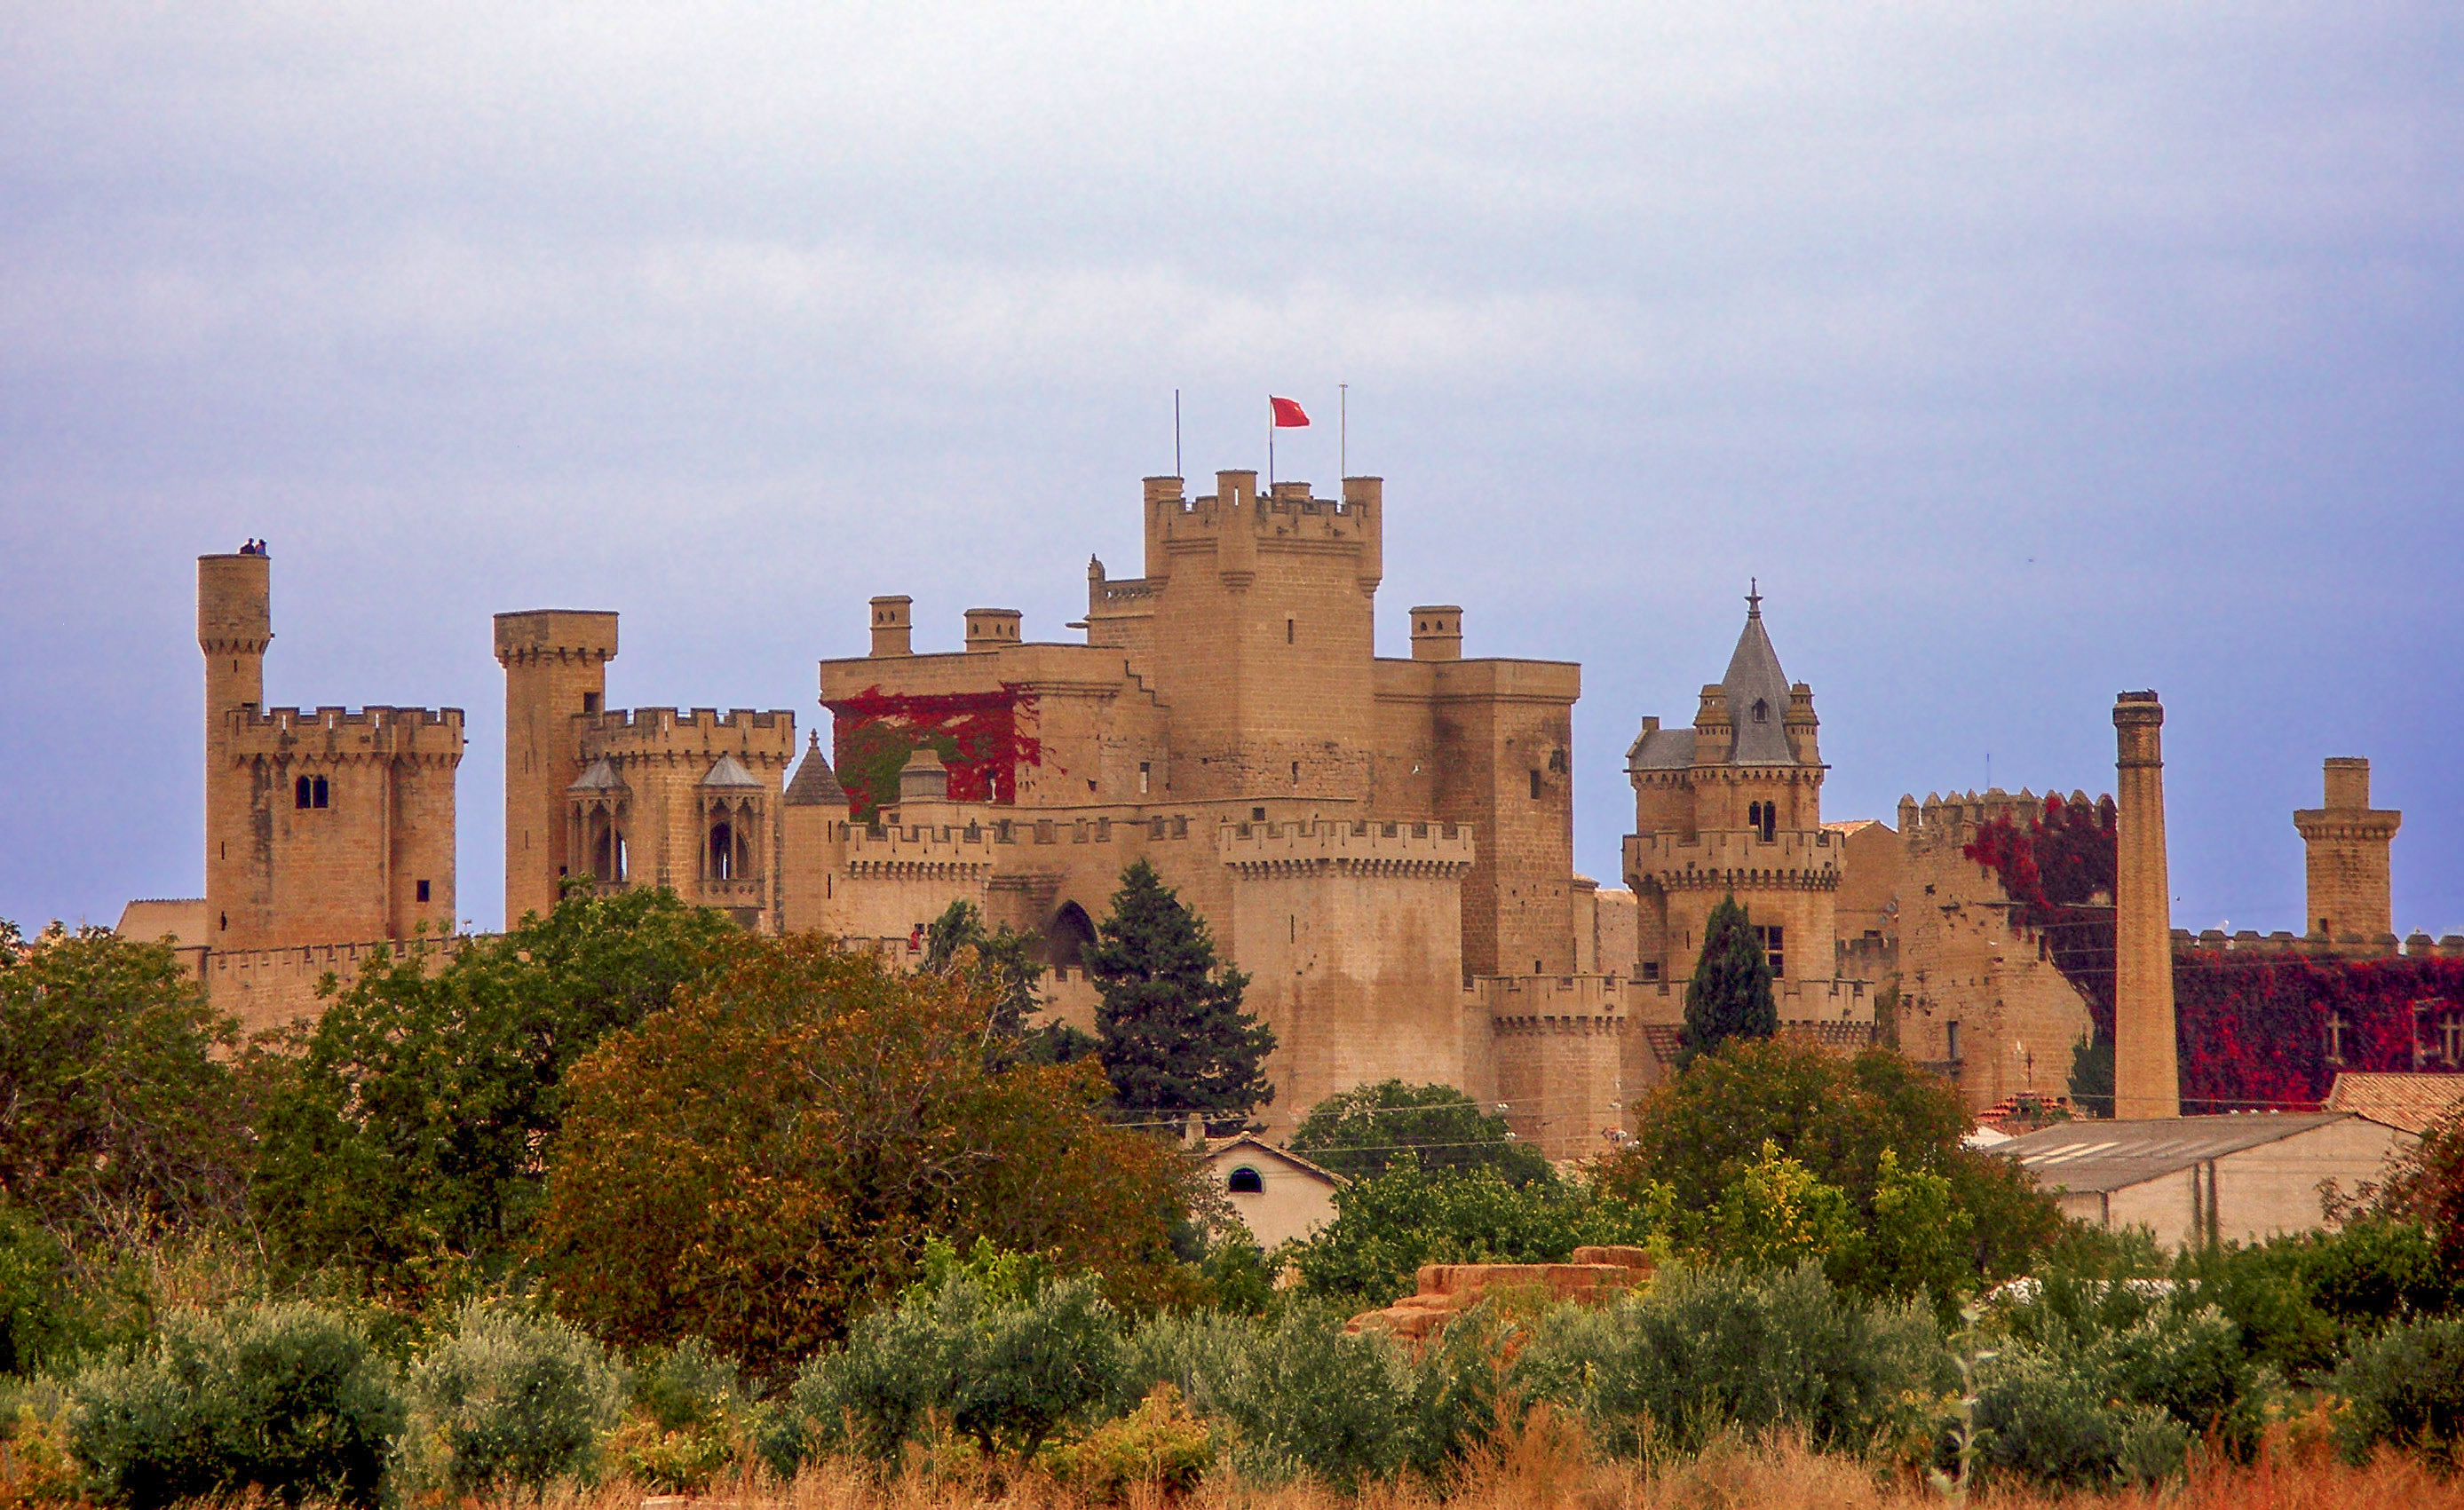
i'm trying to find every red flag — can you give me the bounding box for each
[1270,396,1310,427]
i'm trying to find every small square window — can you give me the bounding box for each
[1530,770,1543,799]
[416,879,431,903]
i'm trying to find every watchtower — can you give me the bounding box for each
[494,610,620,925]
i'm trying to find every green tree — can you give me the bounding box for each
[0,920,244,1237]
[1679,894,1777,1063]
[250,886,743,1287]
[1597,1038,2058,1293]
[1088,861,1274,1125]
[1289,1162,1657,1306]
[1289,1079,1552,1186]
[1705,1140,1857,1273]
[536,934,1192,1377]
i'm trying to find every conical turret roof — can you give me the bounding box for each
[701,753,765,789]
[783,733,848,808]
[567,757,627,793]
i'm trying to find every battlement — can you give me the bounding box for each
[493,609,620,666]
[1473,971,1629,1024]
[1898,787,2108,853]
[2170,928,2464,960]
[1624,828,1842,891]
[1140,472,1384,583]
[1218,817,1476,876]
[580,707,796,750]
[226,705,466,760]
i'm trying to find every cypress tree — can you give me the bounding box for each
[1680,893,1779,1064]
[1088,859,1275,1124]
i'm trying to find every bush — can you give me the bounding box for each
[792,1268,1122,1464]
[1512,1261,1946,1458]
[1037,1383,1217,1502]
[2333,1313,2464,1469]
[1975,1284,2270,1485]
[608,1337,755,1492]
[392,1301,627,1498]
[66,1300,402,1508]
[1288,1162,1655,1307]
[0,1213,70,1378]
[1121,1301,1488,1484]
[1,1378,80,1510]
[2175,1217,2457,1381]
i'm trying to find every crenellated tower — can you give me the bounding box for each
[494,610,620,925]
[2294,757,2401,949]
[199,551,463,950]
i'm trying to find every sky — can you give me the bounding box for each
[3,4,2459,939]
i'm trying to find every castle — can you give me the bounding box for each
[121,468,2445,1150]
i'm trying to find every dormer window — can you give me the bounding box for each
[1752,699,1771,723]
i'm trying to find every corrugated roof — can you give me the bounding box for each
[1996,1113,2357,1194]
[2326,1072,2464,1135]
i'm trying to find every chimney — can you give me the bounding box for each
[868,596,913,658]
[964,607,1021,652]
[2111,692,2180,1119]
[1409,605,1462,661]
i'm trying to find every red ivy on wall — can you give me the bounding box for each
[1966,792,2462,1111]
[824,684,1042,820]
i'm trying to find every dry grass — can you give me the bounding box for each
[461,1409,2464,1510]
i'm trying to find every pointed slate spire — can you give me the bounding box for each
[783,732,848,808]
[1721,582,1797,764]
[701,753,765,789]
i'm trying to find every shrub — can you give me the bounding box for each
[1120,1304,1425,1485]
[1288,1162,1654,1307]
[792,1269,1122,1464]
[67,1300,402,1508]
[2333,1313,2464,1469]
[1975,1285,2270,1485]
[608,1337,754,1492]
[1037,1383,1217,1502]
[1512,1261,1947,1458]
[392,1301,627,1498]
[0,1379,80,1510]
[2175,1217,2457,1381]
[0,1213,71,1378]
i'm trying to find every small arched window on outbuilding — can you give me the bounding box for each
[1227,1166,1264,1195]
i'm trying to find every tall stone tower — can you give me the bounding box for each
[2111,692,2179,1119]
[199,552,273,933]
[2294,757,2400,945]
[494,610,620,926]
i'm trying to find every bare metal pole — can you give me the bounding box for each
[1340,383,1348,479]
[1174,389,1181,477]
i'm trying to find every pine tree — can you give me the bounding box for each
[1088,859,1275,1124]
[1680,893,1779,1064]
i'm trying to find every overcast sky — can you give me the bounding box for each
[4,4,2458,940]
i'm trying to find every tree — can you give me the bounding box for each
[0,920,244,1237]
[922,900,1097,1064]
[1680,894,1777,1063]
[535,933,1192,1377]
[1289,1079,1552,1186]
[250,886,744,1286]
[1596,1037,2059,1293]
[1087,861,1274,1125]
[1289,1161,1656,1306]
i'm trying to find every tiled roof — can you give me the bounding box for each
[2326,1072,2464,1135]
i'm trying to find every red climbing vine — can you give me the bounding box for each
[1965,791,2461,1111]
[824,684,1042,819]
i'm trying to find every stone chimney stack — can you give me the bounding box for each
[2111,692,2180,1120]
[868,596,913,658]
[2294,757,2400,945]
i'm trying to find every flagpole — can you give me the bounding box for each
[1174,389,1181,478]
[1340,383,1348,480]
[1266,396,1274,488]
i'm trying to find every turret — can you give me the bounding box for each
[495,609,620,925]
